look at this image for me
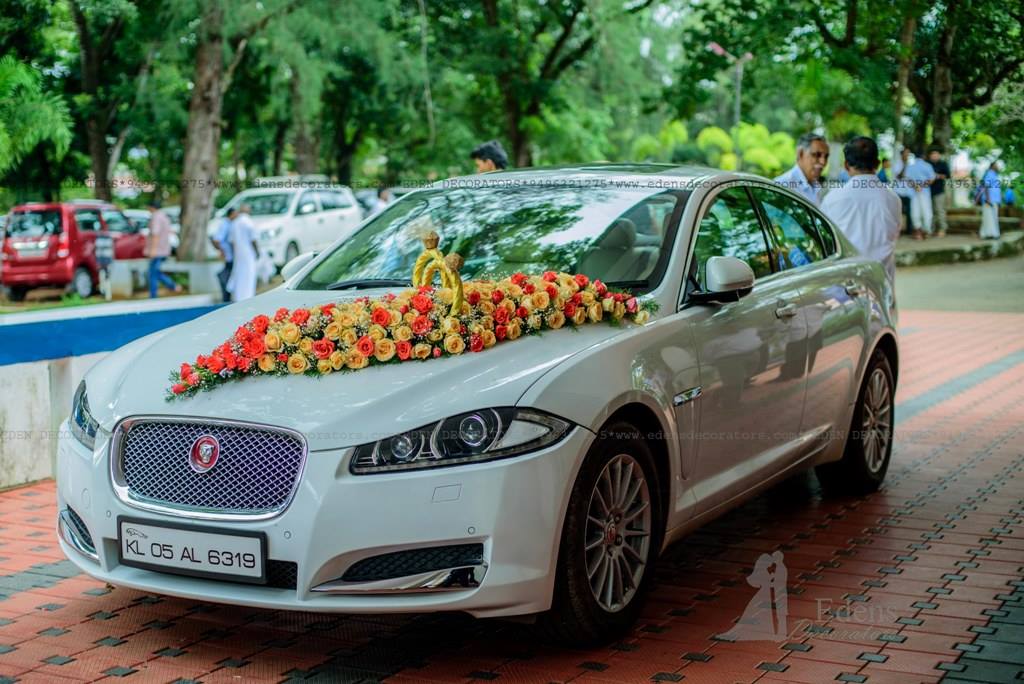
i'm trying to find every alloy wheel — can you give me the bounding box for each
[73,269,93,298]
[861,367,892,473]
[584,453,652,613]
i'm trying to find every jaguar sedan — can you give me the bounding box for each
[57,164,897,644]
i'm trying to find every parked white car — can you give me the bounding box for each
[58,165,898,644]
[208,184,362,268]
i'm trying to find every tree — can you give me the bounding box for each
[0,56,72,175]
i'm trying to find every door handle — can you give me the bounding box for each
[845,281,864,296]
[775,302,799,319]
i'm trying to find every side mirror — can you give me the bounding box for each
[298,202,316,216]
[281,251,316,280]
[691,256,756,303]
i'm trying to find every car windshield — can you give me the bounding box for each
[6,210,62,237]
[231,192,293,216]
[298,185,686,292]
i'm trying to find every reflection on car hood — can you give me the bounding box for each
[85,287,629,450]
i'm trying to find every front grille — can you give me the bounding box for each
[65,507,95,553]
[342,544,484,582]
[267,560,298,589]
[115,420,305,516]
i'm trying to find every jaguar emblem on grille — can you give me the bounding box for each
[189,435,220,473]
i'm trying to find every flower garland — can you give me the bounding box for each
[165,271,655,400]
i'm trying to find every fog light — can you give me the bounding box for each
[458,414,488,447]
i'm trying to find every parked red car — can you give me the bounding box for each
[1,201,146,300]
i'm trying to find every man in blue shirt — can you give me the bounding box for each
[774,133,829,206]
[210,208,238,303]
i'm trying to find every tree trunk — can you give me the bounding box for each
[71,2,112,201]
[893,13,917,150]
[931,3,959,151]
[291,74,318,175]
[177,2,225,262]
[85,119,111,201]
[272,120,287,176]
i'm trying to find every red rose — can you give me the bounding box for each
[171,383,187,395]
[491,290,504,304]
[186,374,200,387]
[495,325,507,341]
[277,353,289,362]
[571,292,582,305]
[626,297,638,313]
[180,363,193,379]
[542,271,557,282]
[399,305,409,315]
[516,306,528,319]
[396,340,412,360]
[411,293,433,314]
[545,284,558,299]
[418,285,434,294]
[206,355,225,374]
[319,303,336,315]
[523,283,535,295]
[384,293,396,301]
[371,307,391,326]
[574,274,589,288]
[356,335,375,357]
[433,347,442,357]
[470,334,484,353]
[511,273,526,286]
[593,279,607,296]
[412,315,433,335]
[290,308,311,326]
[274,307,289,322]
[494,307,510,324]
[467,290,481,305]
[251,314,270,333]
[613,292,625,303]
[312,338,335,360]
[243,336,267,358]
[563,302,577,318]
[235,326,252,343]
[195,354,206,367]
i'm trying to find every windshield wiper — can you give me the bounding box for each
[603,280,649,289]
[325,278,410,291]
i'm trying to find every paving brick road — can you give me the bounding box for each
[1,308,1022,683]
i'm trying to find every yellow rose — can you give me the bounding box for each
[258,354,277,372]
[613,301,626,320]
[394,325,413,342]
[527,313,543,330]
[580,291,595,306]
[588,302,603,322]
[341,329,358,346]
[329,350,345,370]
[442,316,461,334]
[337,312,356,327]
[477,300,495,315]
[346,350,369,369]
[389,310,402,326]
[507,284,523,297]
[479,315,494,330]
[573,307,588,325]
[481,330,496,348]
[279,323,300,345]
[437,288,454,304]
[316,359,333,374]
[444,334,466,354]
[298,337,314,355]
[357,309,372,326]
[520,297,534,312]
[287,354,309,374]
[602,297,615,312]
[427,329,443,343]
[374,338,396,362]
[558,286,573,301]
[531,291,550,310]
[546,311,566,329]
[264,332,283,352]
[413,343,432,360]
[323,321,342,340]
[403,311,417,325]
[460,302,471,316]
[502,299,516,313]
[507,320,522,340]
[634,310,651,325]
[368,324,387,341]
[469,323,484,336]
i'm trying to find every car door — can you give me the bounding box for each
[293,190,322,252]
[749,186,864,441]
[101,209,146,259]
[72,208,103,271]
[680,185,808,515]
[318,190,362,246]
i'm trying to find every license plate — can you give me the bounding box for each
[118,518,266,583]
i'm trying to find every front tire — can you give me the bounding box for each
[817,349,895,494]
[71,267,94,298]
[539,421,662,646]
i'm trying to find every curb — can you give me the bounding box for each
[896,232,1024,267]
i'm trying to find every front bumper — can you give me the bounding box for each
[56,418,591,618]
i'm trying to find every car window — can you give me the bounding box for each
[232,193,293,216]
[101,210,133,232]
[8,210,63,236]
[318,191,351,210]
[691,187,772,289]
[750,187,825,270]
[297,191,320,215]
[813,213,837,256]
[74,209,102,232]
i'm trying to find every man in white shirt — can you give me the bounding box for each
[891,147,936,239]
[820,137,902,282]
[774,133,829,206]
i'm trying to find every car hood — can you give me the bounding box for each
[85,287,631,451]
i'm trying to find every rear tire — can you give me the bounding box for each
[284,242,299,265]
[5,286,28,302]
[538,421,663,646]
[71,267,94,298]
[817,349,895,495]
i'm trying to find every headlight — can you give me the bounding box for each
[350,408,571,474]
[70,381,99,450]
[260,226,282,241]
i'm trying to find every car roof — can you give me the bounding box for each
[436,162,764,189]
[11,201,114,211]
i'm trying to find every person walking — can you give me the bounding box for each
[469,140,509,173]
[978,160,1003,240]
[896,148,936,240]
[226,204,259,302]
[927,145,951,237]
[891,147,913,234]
[773,133,828,206]
[820,137,902,282]
[210,207,237,303]
[146,200,182,298]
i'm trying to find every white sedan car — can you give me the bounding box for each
[58,165,897,644]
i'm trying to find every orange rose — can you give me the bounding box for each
[412,343,432,359]
[444,334,466,354]
[356,335,375,357]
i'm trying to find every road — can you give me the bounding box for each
[897,255,1024,313]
